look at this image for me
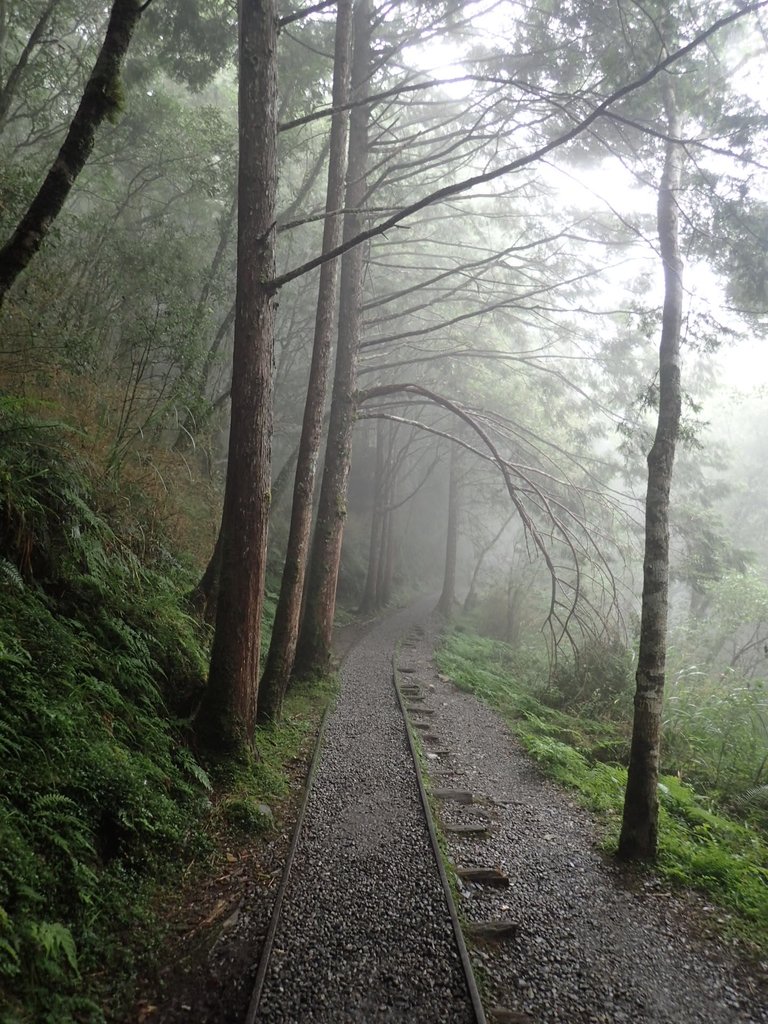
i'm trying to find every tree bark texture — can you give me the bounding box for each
[195,0,278,752]
[258,0,353,722]
[295,0,373,676]
[0,0,145,308]
[619,73,683,860]
[437,445,459,616]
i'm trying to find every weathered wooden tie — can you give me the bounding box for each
[465,920,518,940]
[457,866,509,887]
[443,822,490,837]
[489,1008,534,1023]
[433,789,475,804]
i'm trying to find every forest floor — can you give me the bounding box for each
[120,617,375,1024]
[122,603,768,1024]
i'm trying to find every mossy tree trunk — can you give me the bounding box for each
[619,70,683,860]
[195,0,278,753]
[0,0,146,309]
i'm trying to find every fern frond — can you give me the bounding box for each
[0,559,24,591]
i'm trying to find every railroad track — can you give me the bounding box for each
[245,607,486,1024]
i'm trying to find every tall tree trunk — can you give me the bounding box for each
[619,72,683,860]
[0,0,145,309]
[195,0,278,753]
[294,0,373,676]
[257,0,353,722]
[376,492,392,607]
[359,418,386,615]
[436,446,459,616]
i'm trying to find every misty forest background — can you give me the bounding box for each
[1,0,768,1020]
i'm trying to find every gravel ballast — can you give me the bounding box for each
[253,603,477,1023]
[403,618,768,1024]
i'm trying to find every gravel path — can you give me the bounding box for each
[254,601,476,1023]
[403,618,768,1024]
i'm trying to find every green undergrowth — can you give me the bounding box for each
[0,399,334,1022]
[437,628,768,952]
[215,672,338,832]
[0,401,216,1023]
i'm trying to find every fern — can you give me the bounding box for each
[0,404,213,1019]
[736,784,768,811]
[0,559,24,592]
[30,921,79,974]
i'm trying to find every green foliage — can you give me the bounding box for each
[0,399,212,1022]
[547,636,635,716]
[210,673,338,837]
[438,627,768,950]
[663,667,768,820]
[219,797,273,834]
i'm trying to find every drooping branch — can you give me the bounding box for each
[359,382,626,649]
[359,382,562,640]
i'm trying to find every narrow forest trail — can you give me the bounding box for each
[252,598,477,1023]
[251,602,768,1024]
[134,602,768,1024]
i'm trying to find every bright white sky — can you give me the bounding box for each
[406,4,768,396]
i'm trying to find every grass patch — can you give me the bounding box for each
[437,628,768,952]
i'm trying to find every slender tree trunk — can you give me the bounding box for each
[464,513,513,612]
[0,0,7,81]
[195,0,278,752]
[0,0,61,131]
[437,446,459,616]
[295,0,373,676]
[507,579,522,646]
[376,423,396,607]
[0,0,146,308]
[188,525,224,623]
[173,302,235,451]
[359,418,385,615]
[376,495,392,607]
[173,197,238,451]
[619,72,683,860]
[257,0,353,722]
